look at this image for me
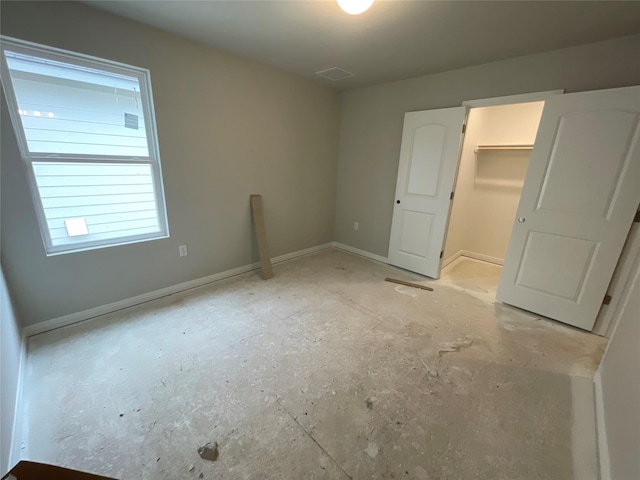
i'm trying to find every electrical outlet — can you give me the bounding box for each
[354,222,359,230]
[179,245,188,257]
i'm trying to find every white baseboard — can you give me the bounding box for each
[459,250,504,266]
[442,250,462,268]
[331,244,501,269]
[23,243,333,337]
[9,333,27,469]
[593,370,611,480]
[271,242,333,265]
[332,242,389,264]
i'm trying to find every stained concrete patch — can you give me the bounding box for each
[364,442,379,458]
[197,442,219,461]
[438,337,474,356]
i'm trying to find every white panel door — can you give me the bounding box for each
[388,107,466,278]
[497,86,640,330]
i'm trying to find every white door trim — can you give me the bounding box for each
[462,90,564,108]
[592,214,640,337]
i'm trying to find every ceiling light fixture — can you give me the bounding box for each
[337,0,374,15]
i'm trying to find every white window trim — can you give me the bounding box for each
[0,36,170,255]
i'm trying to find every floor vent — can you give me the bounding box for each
[315,67,354,81]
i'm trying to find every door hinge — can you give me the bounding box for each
[603,294,612,305]
[450,191,455,200]
[440,251,443,259]
[462,124,467,134]
[634,210,640,223]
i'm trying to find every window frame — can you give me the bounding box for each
[0,36,170,255]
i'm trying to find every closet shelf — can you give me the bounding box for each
[475,144,533,153]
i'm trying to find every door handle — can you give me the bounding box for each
[396,200,401,204]
[518,217,526,223]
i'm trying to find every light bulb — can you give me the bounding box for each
[337,0,374,15]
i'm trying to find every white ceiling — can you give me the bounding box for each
[86,0,640,90]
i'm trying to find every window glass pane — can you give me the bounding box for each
[5,51,149,157]
[33,162,161,247]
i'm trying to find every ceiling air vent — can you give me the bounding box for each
[315,67,354,81]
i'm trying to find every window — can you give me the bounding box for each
[0,36,169,255]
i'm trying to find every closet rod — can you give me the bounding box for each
[475,144,533,153]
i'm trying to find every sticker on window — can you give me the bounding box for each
[124,113,139,130]
[64,218,89,237]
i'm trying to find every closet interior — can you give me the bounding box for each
[442,101,545,287]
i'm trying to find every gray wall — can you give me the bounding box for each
[335,35,640,258]
[0,28,23,467]
[598,260,640,480]
[0,268,22,473]
[1,1,341,327]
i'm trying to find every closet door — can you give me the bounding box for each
[388,107,466,279]
[497,86,640,330]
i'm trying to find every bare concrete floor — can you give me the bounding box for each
[23,250,606,480]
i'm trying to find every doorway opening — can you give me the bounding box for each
[441,101,545,299]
